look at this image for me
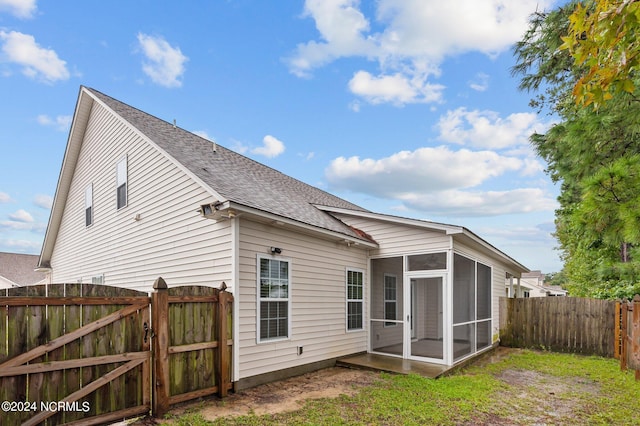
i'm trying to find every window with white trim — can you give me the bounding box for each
[258,256,290,341]
[346,268,363,330]
[116,156,127,209]
[85,184,93,227]
[384,274,397,326]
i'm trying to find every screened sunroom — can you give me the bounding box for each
[369,251,494,366]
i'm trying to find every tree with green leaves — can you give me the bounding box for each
[513,2,640,299]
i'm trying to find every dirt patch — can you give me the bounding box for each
[493,366,600,424]
[162,367,379,422]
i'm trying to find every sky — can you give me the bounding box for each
[0,0,567,273]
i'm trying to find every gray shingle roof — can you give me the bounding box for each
[87,88,371,241]
[0,252,46,286]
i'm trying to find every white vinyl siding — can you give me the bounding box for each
[257,255,291,342]
[330,213,450,257]
[346,268,363,331]
[84,184,93,227]
[49,101,233,292]
[238,218,368,380]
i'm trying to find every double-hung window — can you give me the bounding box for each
[346,268,364,331]
[116,156,127,209]
[258,256,290,342]
[85,184,93,227]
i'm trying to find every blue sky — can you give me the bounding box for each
[0,0,565,272]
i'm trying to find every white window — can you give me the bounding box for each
[116,156,127,209]
[257,256,290,342]
[384,274,397,327]
[85,184,93,227]
[346,268,364,331]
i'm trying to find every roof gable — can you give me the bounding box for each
[318,205,529,273]
[39,87,372,267]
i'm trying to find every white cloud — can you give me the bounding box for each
[469,72,489,92]
[251,135,285,158]
[0,192,10,203]
[37,114,72,131]
[9,209,33,223]
[0,219,45,232]
[0,0,36,19]
[325,145,556,216]
[136,33,188,88]
[436,108,549,150]
[288,0,550,106]
[477,222,556,243]
[348,70,444,105]
[2,239,41,252]
[288,0,376,78]
[401,188,557,217]
[33,194,53,209]
[0,31,69,83]
[298,151,315,161]
[326,145,521,197]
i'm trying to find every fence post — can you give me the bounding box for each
[216,283,231,397]
[152,277,170,417]
[633,295,640,380]
[614,301,621,360]
[621,301,629,371]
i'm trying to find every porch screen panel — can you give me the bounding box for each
[476,320,491,350]
[371,257,403,356]
[476,263,491,320]
[453,254,475,323]
[453,323,475,360]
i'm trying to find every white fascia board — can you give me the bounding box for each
[222,202,378,248]
[314,205,463,234]
[39,87,94,267]
[457,228,529,273]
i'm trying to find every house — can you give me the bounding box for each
[506,270,567,298]
[0,252,47,289]
[37,86,529,389]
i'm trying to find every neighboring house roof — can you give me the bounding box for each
[0,252,47,287]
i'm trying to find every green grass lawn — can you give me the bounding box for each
[166,350,640,425]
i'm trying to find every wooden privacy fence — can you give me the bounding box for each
[0,278,233,426]
[499,297,616,357]
[615,295,640,380]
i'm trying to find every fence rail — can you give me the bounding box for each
[0,278,233,426]
[499,296,616,357]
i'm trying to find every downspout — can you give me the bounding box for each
[231,215,240,384]
[447,235,454,366]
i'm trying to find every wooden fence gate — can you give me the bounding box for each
[615,295,640,380]
[0,278,233,426]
